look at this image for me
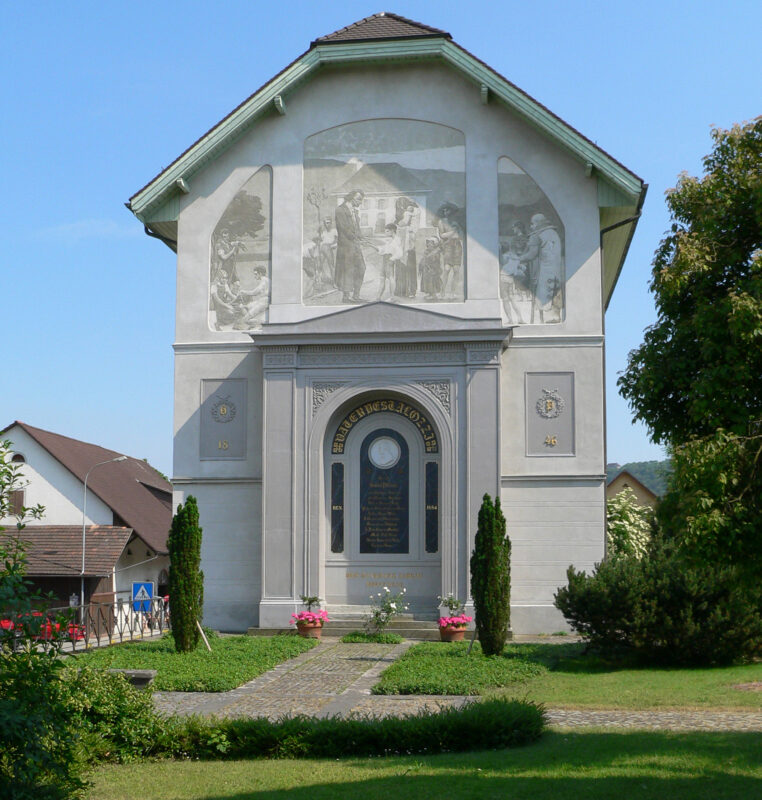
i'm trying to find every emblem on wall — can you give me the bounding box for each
[210,395,237,423]
[535,388,564,419]
[209,165,272,332]
[498,156,565,324]
[303,120,466,306]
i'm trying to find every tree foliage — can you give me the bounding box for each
[606,488,653,560]
[0,441,86,799]
[470,494,511,656]
[618,118,762,445]
[168,496,204,653]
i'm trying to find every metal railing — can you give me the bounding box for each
[1,597,171,653]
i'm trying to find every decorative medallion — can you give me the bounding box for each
[211,395,237,423]
[535,388,564,419]
[368,436,401,469]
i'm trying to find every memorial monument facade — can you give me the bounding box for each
[128,13,645,632]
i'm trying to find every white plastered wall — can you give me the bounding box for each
[171,61,605,633]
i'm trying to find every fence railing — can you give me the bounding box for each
[1,596,171,652]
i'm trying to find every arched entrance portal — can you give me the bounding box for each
[324,397,441,615]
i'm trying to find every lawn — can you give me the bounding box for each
[70,632,316,691]
[373,642,762,709]
[86,731,762,800]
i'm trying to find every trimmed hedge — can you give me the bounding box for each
[167,698,545,759]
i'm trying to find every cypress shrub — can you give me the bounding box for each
[470,493,511,656]
[168,496,204,653]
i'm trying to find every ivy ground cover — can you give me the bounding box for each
[373,642,762,709]
[72,632,316,691]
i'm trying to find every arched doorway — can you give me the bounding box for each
[323,396,441,615]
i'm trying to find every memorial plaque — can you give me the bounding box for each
[331,462,344,553]
[200,379,247,459]
[360,429,409,554]
[525,372,575,456]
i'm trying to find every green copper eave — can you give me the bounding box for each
[128,37,643,222]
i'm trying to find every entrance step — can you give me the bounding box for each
[247,616,445,641]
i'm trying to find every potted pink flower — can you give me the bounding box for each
[290,595,329,639]
[438,614,472,642]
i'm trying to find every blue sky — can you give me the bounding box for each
[3,1,759,477]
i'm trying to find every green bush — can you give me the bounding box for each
[166,698,544,760]
[470,494,511,656]
[554,537,762,665]
[168,496,204,653]
[340,631,403,643]
[60,667,168,762]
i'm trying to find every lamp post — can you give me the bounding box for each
[81,456,127,614]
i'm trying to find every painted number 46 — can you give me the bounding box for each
[544,435,557,447]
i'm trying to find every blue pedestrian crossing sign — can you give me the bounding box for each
[132,582,154,612]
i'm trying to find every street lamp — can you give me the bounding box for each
[81,456,127,612]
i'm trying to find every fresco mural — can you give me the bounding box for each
[498,157,564,324]
[209,166,272,331]
[303,120,466,305]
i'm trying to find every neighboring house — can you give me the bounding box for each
[606,469,659,509]
[1,421,171,609]
[127,13,645,633]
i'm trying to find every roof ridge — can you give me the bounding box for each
[312,11,450,45]
[13,420,124,459]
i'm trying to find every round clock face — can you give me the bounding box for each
[368,436,401,469]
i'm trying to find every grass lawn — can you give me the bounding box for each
[86,731,762,800]
[374,642,762,709]
[70,632,316,691]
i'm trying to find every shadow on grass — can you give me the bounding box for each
[92,731,762,800]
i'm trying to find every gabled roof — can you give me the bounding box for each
[3,422,171,555]
[607,469,660,500]
[1,526,133,577]
[313,12,450,44]
[127,12,645,304]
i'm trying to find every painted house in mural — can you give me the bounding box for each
[127,13,645,632]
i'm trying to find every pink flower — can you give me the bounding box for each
[290,610,330,625]
[438,614,472,628]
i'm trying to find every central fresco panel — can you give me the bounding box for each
[303,119,466,305]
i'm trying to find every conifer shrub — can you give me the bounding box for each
[168,496,204,653]
[554,537,762,665]
[470,494,511,656]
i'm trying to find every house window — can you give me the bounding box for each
[11,453,25,463]
[9,490,24,516]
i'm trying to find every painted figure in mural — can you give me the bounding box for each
[210,269,240,327]
[419,237,444,300]
[519,213,563,323]
[437,203,464,300]
[375,221,403,300]
[318,217,338,284]
[334,190,371,303]
[212,228,246,282]
[233,267,270,329]
[500,220,531,323]
[393,197,419,298]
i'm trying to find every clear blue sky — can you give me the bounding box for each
[3,1,759,477]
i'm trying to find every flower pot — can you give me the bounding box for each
[439,625,466,642]
[296,621,323,639]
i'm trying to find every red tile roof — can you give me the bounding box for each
[2,526,133,577]
[313,12,450,44]
[3,422,171,554]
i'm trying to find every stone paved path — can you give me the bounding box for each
[152,637,762,731]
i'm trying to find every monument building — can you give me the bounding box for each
[127,13,645,632]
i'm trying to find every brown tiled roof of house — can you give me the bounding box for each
[3,422,171,554]
[1,526,133,577]
[313,12,450,44]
